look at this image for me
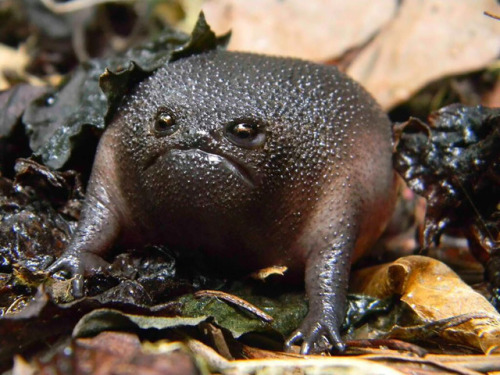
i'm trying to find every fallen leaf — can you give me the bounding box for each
[19,331,201,375]
[250,266,287,281]
[194,290,274,322]
[347,0,500,109]
[0,44,29,90]
[178,290,306,339]
[202,0,397,61]
[393,104,500,263]
[0,84,48,137]
[351,255,500,353]
[72,308,208,339]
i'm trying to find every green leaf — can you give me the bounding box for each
[72,288,307,341]
[174,289,308,339]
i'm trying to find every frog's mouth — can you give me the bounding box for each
[145,148,259,188]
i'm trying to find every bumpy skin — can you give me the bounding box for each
[49,51,397,354]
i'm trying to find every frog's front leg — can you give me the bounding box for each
[285,221,356,354]
[47,135,123,297]
[49,192,121,296]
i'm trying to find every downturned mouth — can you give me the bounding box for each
[146,148,258,188]
[217,153,257,188]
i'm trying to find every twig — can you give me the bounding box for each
[484,11,500,21]
[389,313,497,339]
[194,290,274,323]
[346,339,428,357]
[40,0,135,14]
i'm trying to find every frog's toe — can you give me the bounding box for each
[47,254,85,297]
[285,318,346,354]
[47,252,109,298]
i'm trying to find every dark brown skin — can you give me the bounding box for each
[49,50,397,354]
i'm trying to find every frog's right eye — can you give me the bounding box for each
[153,109,178,136]
[224,120,266,149]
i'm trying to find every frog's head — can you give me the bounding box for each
[142,99,268,190]
[112,50,360,213]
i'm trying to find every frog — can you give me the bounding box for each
[49,50,397,354]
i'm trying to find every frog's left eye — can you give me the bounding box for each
[153,109,178,136]
[224,120,266,149]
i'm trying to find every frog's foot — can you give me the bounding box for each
[285,315,346,354]
[47,252,109,298]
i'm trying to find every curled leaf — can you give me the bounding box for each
[393,104,500,261]
[351,255,500,353]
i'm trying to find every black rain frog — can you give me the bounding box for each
[49,50,398,354]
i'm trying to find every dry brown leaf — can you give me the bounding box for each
[347,0,500,109]
[351,255,500,353]
[11,356,35,375]
[202,0,397,61]
[0,44,29,90]
[14,332,200,375]
[186,338,406,375]
[250,266,288,281]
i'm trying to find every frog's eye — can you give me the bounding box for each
[224,120,266,149]
[153,109,178,136]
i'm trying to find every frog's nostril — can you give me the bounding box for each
[209,129,222,142]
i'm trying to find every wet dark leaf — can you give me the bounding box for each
[80,249,195,305]
[0,84,48,175]
[0,160,83,334]
[98,62,146,124]
[22,62,108,169]
[14,158,84,210]
[393,104,500,263]
[0,84,48,137]
[0,171,77,273]
[343,295,394,331]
